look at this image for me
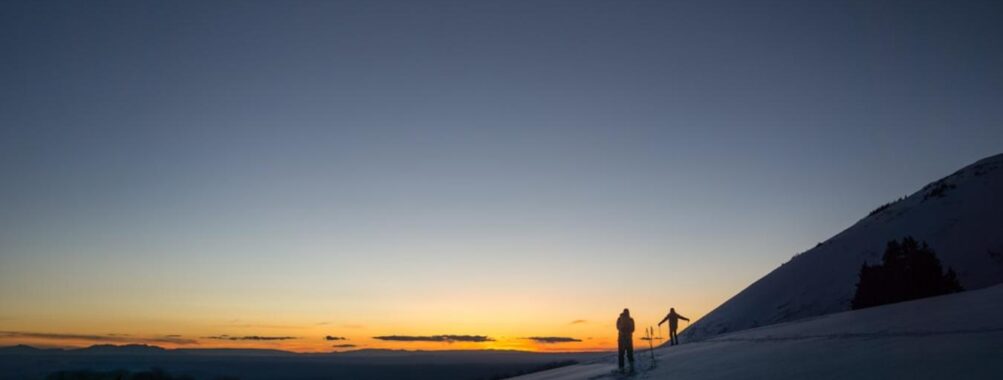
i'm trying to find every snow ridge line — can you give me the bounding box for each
[707,327,1003,343]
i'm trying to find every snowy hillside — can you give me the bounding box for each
[681,153,1003,341]
[512,284,1003,380]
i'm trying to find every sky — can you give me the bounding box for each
[1,0,1002,352]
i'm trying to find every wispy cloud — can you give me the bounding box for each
[203,335,297,341]
[569,320,588,325]
[525,336,582,344]
[332,344,357,348]
[229,324,308,330]
[372,335,494,343]
[0,331,197,345]
[221,319,307,329]
[325,336,347,341]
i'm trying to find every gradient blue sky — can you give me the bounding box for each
[1,1,1002,351]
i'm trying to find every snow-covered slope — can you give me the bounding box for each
[512,284,1003,380]
[681,153,1003,341]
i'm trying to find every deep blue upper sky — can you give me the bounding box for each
[1,1,1001,345]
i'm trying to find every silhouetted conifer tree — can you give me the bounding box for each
[851,237,963,310]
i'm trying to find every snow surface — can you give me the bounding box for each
[682,153,1003,341]
[510,284,1003,380]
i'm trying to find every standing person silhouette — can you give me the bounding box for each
[616,308,635,372]
[658,307,689,346]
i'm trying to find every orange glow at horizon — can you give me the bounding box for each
[0,303,714,353]
[0,259,739,353]
[0,332,649,353]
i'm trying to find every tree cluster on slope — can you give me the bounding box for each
[923,180,956,201]
[851,237,963,310]
[866,196,906,217]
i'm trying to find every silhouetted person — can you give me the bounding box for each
[616,308,635,372]
[658,307,689,346]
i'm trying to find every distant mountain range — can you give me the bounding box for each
[0,344,290,356]
[0,344,602,380]
[683,153,1003,341]
[0,343,578,358]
